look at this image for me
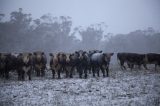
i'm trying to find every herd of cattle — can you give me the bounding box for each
[0,50,160,80]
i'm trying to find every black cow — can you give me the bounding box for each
[17,53,33,80]
[117,53,147,70]
[145,53,160,71]
[0,53,18,79]
[117,53,128,70]
[75,50,89,78]
[90,52,114,77]
[33,51,47,77]
[0,53,9,79]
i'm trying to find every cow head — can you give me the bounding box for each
[0,53,7,60]
[103,53,114,63]
[34,51,45,62]
[65,53,72,63]
[49,53,54,58]
[57,52,66,63]
[19,53,32,64]
[0,53,10,68]
[49,53,59,61]
[75,50,88,60]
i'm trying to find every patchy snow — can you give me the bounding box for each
[0,65,160,106]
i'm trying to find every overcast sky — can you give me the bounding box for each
[0,0,160,34]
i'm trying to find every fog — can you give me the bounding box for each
[0,0,160,54]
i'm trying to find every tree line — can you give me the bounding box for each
[0,8,160,53]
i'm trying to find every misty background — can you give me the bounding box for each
[0,0,160,53]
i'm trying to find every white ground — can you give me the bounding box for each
[0,65,160,106]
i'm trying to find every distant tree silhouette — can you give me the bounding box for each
[0,8,160,54]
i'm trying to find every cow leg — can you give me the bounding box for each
[65,68,69,78]
[84,67,88,79]
[138,64,141,70]
[0,69,2,77]
[17,69,21,80]
[106,66,109,77]
[22,71,25,81]
[35,69,38,76]
[2,69,5,78]
[100,66,105,77]
[66,70,69,78]
[155,64,157,71]
[5,69,9,79]
[57,68,61,79]
[18,69,24,81]
[92,66,96,77]
[123,65,126,70]
[120,61,125,70]
[129,63,134,70]
[36,69,40,77]
[52,69,55,79]
[79,68,82,78]
[96,67,100,77]
[72,67,76,75]
[0,69,3,77]
[77,66,82,78]
[27,70,31,80]
[143,64,148,70]
[41,69,45,77]
[88,66,92,74]
[131,64,134,70]
[69,67,74,78]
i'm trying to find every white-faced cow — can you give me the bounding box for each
[49,53,61,78]
[17,53,33,80]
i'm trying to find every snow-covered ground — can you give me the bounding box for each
[0,65,160,106]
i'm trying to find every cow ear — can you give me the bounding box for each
[29,53,32,56]
[19,53,22,56]
[102,53,107,56]
[70,53,74,57]
[110,53,114,56]
[49,53,53,56]
[57,53,60,57]
[63,54,66,57]
[33,52,36,55]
